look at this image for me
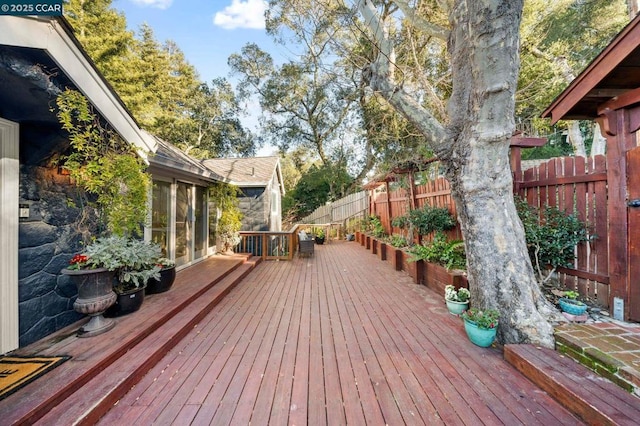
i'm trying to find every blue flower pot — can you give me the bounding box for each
[463,319,497,347]
[446,299,469,315]
[558,298,588,315]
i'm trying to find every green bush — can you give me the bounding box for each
[367,215,386,238]
[407,231,466,270]
[387,234,408,248]
[391,214,410,229]
[408,205,456,235]
[516,197,594,283]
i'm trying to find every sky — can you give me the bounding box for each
[113,0,287,83]
[112,0,290,154]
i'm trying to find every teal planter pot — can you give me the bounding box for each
[446,299,469,315]
[558,298,588,315]
[463,319,497,347]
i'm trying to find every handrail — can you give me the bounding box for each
[237,223,343,260]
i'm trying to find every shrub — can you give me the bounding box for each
[407,231,466,270]
[387,234,408,248]
[408,205,456,235]
[516,197,594,283]
[367,215,386,238]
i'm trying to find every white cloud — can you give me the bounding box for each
[213,0,267,30]
[130,0,173,9]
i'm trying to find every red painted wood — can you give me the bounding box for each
[626,146,640,321]
[90,243,584,425]
[0,256,251,425]
[506,344,640,425]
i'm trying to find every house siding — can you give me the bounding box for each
[238,187,269,232]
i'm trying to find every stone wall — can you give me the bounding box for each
[18,165,90,346]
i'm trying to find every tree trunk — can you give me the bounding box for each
[567,121,587,157]
[359,0,558,347]
[591,122,607,156]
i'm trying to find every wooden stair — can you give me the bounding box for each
[505,344,640,426]
[0,255,259,426]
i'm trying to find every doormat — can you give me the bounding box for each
[0,355,70,401]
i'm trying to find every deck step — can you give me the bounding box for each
[33,258,259,426]
[505,344,640,426]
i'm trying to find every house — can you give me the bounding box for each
[0,15,224,353]
[202,157,285,232]
[542,12,640,321]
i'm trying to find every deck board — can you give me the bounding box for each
[99,242,584,425]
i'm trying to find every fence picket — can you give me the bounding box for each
[366,155,609,308]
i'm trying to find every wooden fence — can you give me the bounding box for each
[369,155,609,306]
[516,155,609,305]
[370,176,462,240]
[301,191,368,225]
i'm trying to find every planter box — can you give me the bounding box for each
[401,251,423,284]
[378,242,387,261]
[387,246,403,271]
[420,261,468,295]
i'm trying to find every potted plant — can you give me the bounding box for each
[102,237,162,316]
[558,290,588,316]
[62,252,118,337]
[146,257,176,294]
[444,284,470,315]
[314,228,326,245]
[461,307,500,347]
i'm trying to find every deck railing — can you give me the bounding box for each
[238,223,342,260]
[237,231,296,260]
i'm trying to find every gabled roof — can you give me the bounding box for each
[148,135,225,184]
[202,156,285,194]
[0,15,156,153]
[542,13,640,123]
[0,15,222,184]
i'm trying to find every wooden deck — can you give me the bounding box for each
[0,254,255,425]
[98,241,582,425]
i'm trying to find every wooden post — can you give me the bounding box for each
[600,108,637,320]
[408,172,417,210]
[385,181,393,235]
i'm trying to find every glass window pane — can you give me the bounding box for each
[194,186,206,254]
[176,182,191,263]
[152,181,171,257]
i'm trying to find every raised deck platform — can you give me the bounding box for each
[0,254,259,425]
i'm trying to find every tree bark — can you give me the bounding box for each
[359,0,558,347]
[591,122,607,156]
[567,121,587,157]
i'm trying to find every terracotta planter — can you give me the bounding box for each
[61,267,117,337]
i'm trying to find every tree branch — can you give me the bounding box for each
[356,0,448,153]
[393,0,450,41]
